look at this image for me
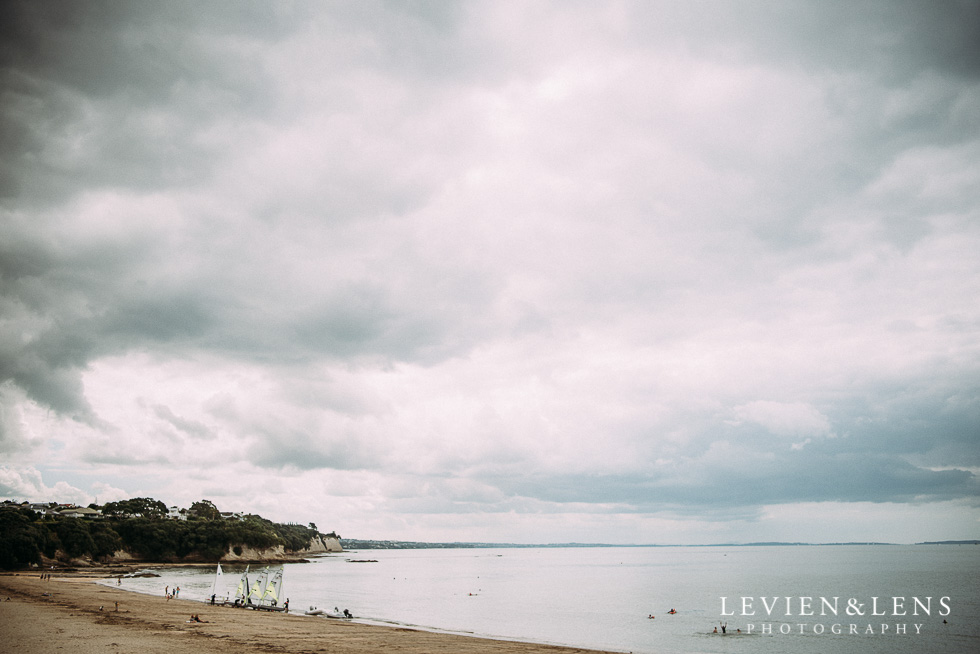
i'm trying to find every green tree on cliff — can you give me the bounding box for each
[102,497,167,518]
[0,498,327,567]
[189,499,221,520]
[52,519,96,558]
[0,507,45,569]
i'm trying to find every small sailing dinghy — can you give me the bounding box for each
[243,567,287,611]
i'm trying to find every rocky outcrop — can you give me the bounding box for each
[221,544,288,561]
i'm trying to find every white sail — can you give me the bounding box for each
[208,563,223,601]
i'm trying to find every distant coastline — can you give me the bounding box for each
[340,538,980,549]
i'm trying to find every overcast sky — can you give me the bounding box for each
[1,1,978,544]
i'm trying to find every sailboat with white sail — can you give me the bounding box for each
[228,565,249,606]
[207,564,287,611]
[261,568,284,605]
[205,563,225,604]
[251,567,287,611]
[247,567,268,605]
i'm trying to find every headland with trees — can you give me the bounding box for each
[0,497,340,570]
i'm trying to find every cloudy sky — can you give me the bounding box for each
[1,1,978,544]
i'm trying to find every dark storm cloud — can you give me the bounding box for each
[0,0,489,422]
[838,389,980,466]
[616,1,980,253]
[481,453,975,513]
[245,427,379,472]
[0,0,296,105]
[455,379,980,513]
[0,216,213,419]
[0,0,293,204]
[626,0,980,80]
[0,213,462,423]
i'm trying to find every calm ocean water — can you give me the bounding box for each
[109,545,979,654]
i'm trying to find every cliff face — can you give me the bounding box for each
[290,534,343,554]
[216,536,344,561]
[305,534,343,553]
[220,544,287,561]
[97,534,343,564]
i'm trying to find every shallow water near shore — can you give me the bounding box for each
[108,544,979,654]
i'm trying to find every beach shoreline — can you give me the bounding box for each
[0,572,621,654]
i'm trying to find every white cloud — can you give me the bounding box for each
[0,466,90,505]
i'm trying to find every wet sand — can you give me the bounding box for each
[0,573,618,654]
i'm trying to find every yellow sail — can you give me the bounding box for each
[234,565,249,601]
[261,568,283,604]
[248,568,268,602]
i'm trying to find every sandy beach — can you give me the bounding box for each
[0,572,617,654]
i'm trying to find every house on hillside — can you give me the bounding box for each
[168,506,188,520]
[58,506,102,519]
